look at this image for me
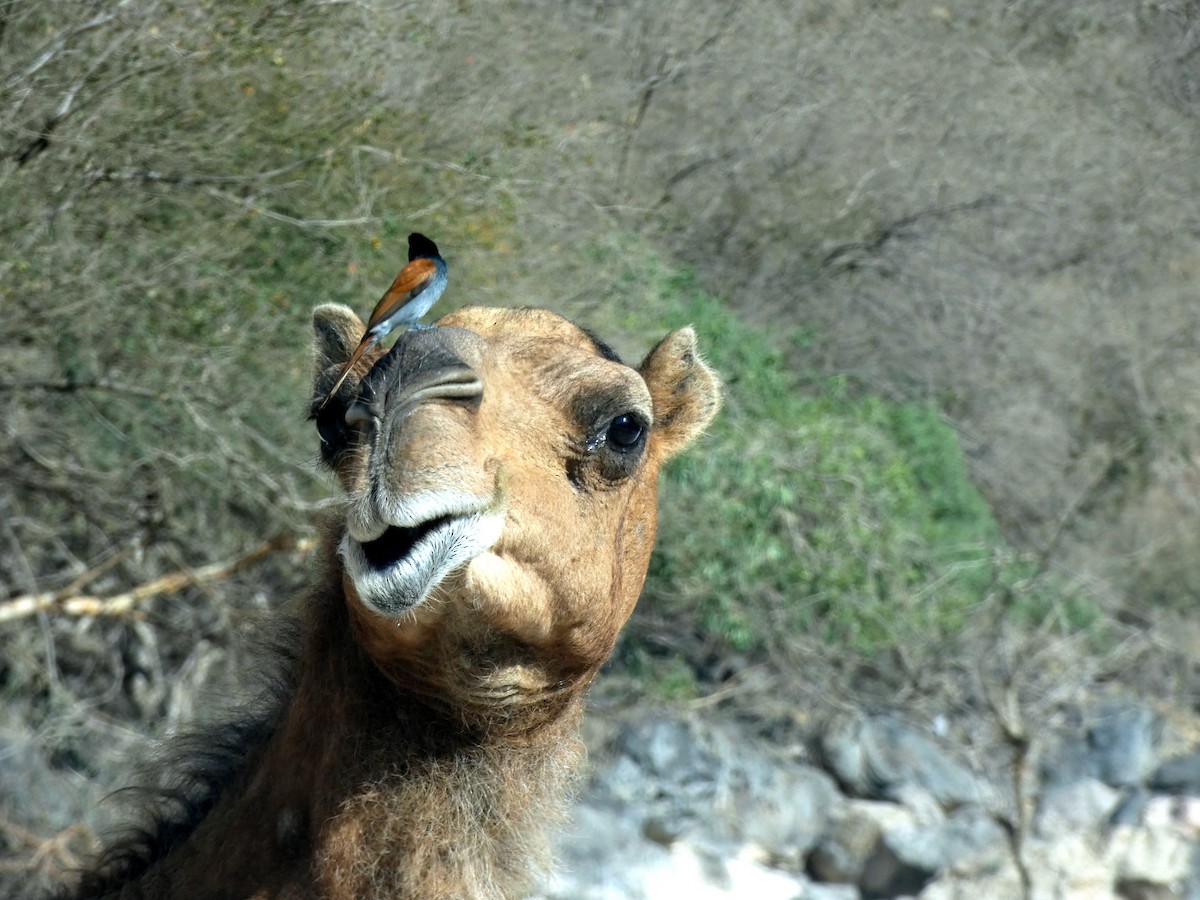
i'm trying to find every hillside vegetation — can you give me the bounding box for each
[2,0,1199,891]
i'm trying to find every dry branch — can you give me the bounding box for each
[0,534,313,624]
[0,818,97,877]
[201,186,375,229]
[0,379,171,401]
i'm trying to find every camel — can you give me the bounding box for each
[61,304,720,899]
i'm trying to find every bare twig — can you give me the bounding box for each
[96,159,315,187]
[0,379,170,401]
[60,547,135,597]
[687,664,774,709]
[4,10,119,89]
[821,195,1001,272]
[201,187,374,229]
[982,655,1035,900]
[0,819,97,877]
[7,0,147,166]
[0,534,314,624]
[616,3,736,186]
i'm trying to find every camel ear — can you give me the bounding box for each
[312,303,365,377]
[638,327,722,461]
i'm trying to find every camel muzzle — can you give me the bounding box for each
[346,326,485,428]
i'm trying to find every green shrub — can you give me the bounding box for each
[612,259,1025,655]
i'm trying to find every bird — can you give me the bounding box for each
[320,232,448,408]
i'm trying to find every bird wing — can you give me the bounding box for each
[320,257,441,409]
[366,258,438,329]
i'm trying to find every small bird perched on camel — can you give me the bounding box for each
[321,232,448,407]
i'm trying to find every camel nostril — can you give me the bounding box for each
[408,368,483,405]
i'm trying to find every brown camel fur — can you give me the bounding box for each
[61,304,720,899]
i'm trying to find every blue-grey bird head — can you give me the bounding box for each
[408,233,441,261]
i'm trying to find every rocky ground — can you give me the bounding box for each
[3,667,1197,899]
[538,701,1200,900]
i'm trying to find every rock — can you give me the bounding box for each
[917,859,1025,900]
[616,717,718,784]
[889,783,946,826]
[602,714,839,864]
[550,707,1200,900]
[819,716,988,810]
[814,807,1010,899]
[547,799,661,895]
[1041,701,1161,796]
[721,845,812,900]
[1108,820,1195,890]
[1088,702,1160,788]
[1149,751,1200,795]
[881,808,1009,879]
[597,720,714,843]
[807,800,917,885]
[1034,776,1121,837]
[858,841,936,899]
[1115,879,1179,900]
[542,837,812,900]
[1027,832,1117,900]
[733,761,841,865]
[802,883,862,900]
[1109,788,1151,828]
[1178,796,1200,834]
[1043,735,1098,786]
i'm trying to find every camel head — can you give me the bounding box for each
[309,305,719,719]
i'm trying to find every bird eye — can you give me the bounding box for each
[606,413,645,450]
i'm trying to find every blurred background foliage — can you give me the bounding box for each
[3,0,1200,891]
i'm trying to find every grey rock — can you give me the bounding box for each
[552,801,652,878]
[1041,735,1095,786]
[1116,879,1180,900]
[1110,818,1195,892]
[817,808,1009,899]
[543,828,814,900]
[733,761,841,864]
[1034,776,1121,837]
[1109,788,1151,828]
[819,716,986,810]
[889,784,947,826]
[600,714,839,862]
[616,717,718,784]
[1088,702,1159,788]
[882,808,1008,879]
[917,859,1026,900]
[859,840,936,899]
[1041,701,1161,794]
[807,800,917,885]
[803,884,862,900]
[1186,843,1200,900]
[1149,751,1200,795]
[550,705,1200,900]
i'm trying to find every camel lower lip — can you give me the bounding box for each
[361,515,454,569]
[340,510,505,616]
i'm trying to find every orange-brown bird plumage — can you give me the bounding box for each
[320,233,448,408]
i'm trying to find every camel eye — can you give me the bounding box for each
[315,405,347,447]
[311,402,354,469]
[606,413,645,451]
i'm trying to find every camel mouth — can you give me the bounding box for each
[360,515,455,571]
[340,496,505,617]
